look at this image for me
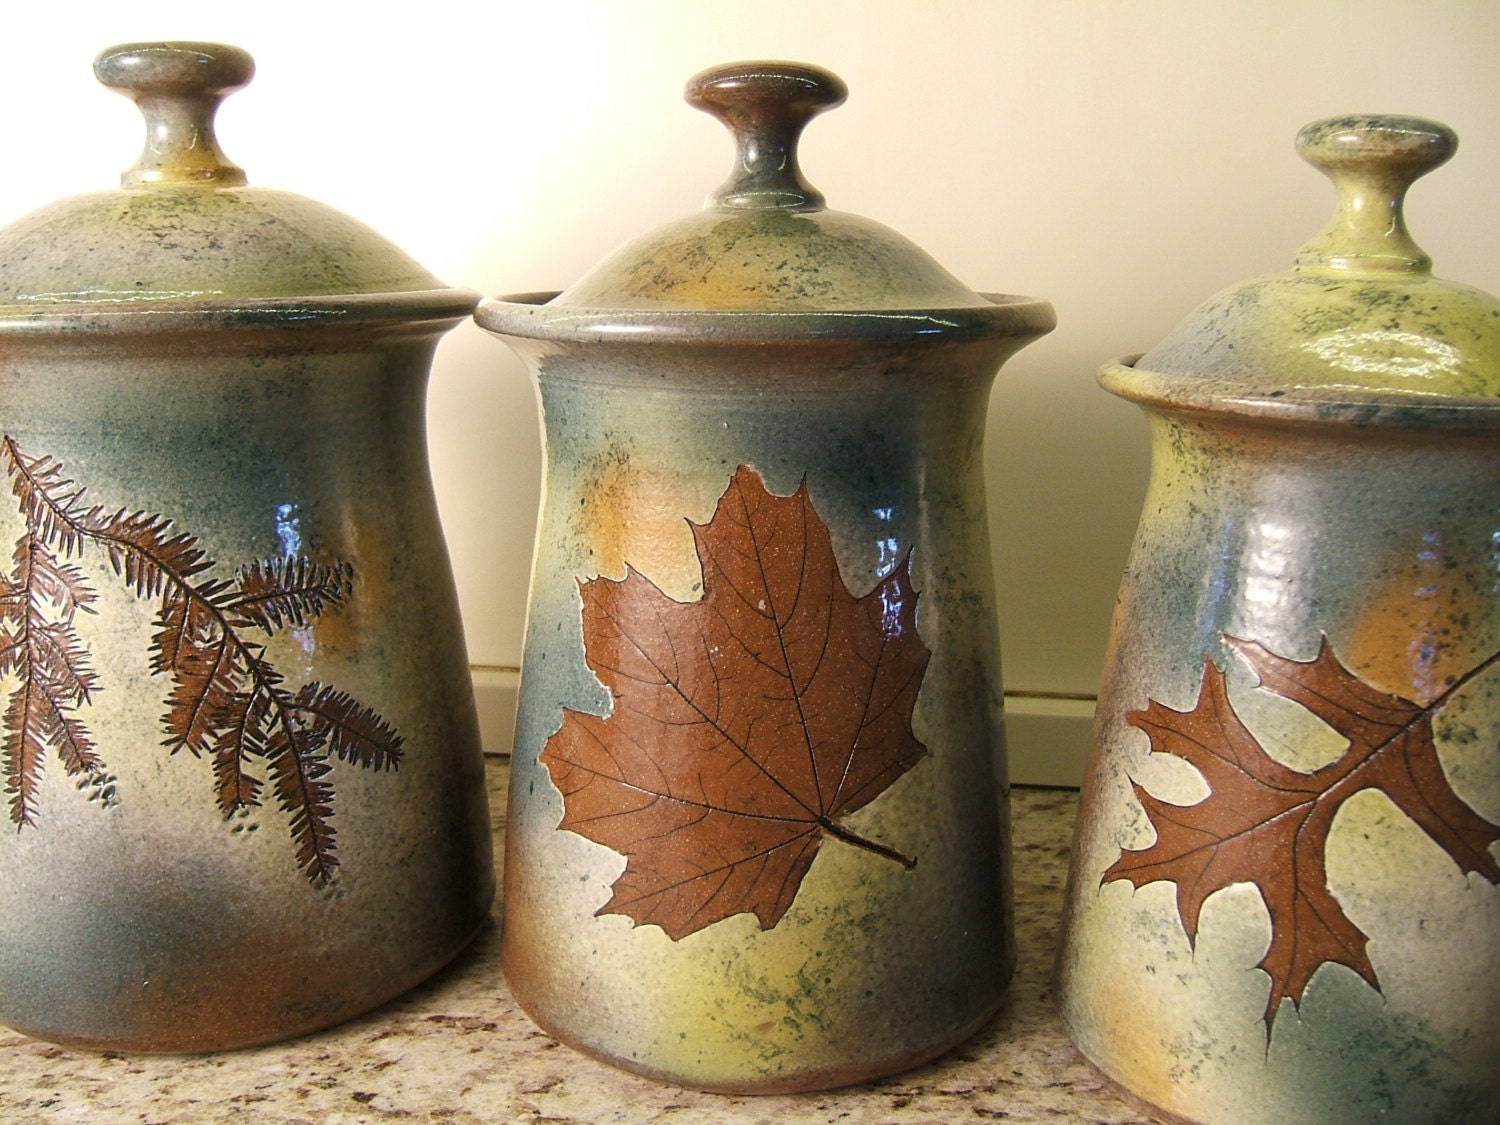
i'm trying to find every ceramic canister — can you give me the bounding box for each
[0,43,493,1051]
[475,62,1054,1092]
[1057,117,1500,1123]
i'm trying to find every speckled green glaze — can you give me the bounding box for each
[1137,116,1500,399]
[0,44,491,1052]
[0,44,444,306]
[1058,117,1500,1124]
[476,62,1053,1092]
[555,208,990,311]
[0,187,444,304]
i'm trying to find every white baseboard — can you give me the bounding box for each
[1002,695,1095,789]
[471,667,1093,790]
[471,665,521,755]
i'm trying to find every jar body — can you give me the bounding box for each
[0,321,494,1051]
[500,330,1017,1092]
[1058,383,1500,1124]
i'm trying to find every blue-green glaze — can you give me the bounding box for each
[483,300,1051,1091]
[0,43,491,1052]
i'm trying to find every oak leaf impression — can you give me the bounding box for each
[1105,634,1500,1027]
[542,464,930,941]
[0,437,402,886]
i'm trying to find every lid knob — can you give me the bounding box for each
[687,61,847,212]
[1293,115,1456,275]
[94,41,253,188]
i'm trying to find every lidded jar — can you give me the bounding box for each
[476,62,1054,1092]
[1058,117,1500,1124]
[0,43,492,1051]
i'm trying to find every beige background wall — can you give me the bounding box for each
[0,1,1495,780]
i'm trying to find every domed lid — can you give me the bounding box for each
[544,60,994,313]
[0,42,465,318]
[1123,115,1500,404]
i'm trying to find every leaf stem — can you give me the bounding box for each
[818,815,917,869]
[1427,645,1500,710]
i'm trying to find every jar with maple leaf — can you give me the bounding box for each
[476,62,1053,1091]
[1058,116,1500,1124]
[0,44,493,1051]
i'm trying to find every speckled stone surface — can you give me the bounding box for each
[0,758,1151,1124]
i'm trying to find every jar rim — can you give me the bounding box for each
[475,291,1056,347]
[0,288,481,339]
[1103,354,1500,430]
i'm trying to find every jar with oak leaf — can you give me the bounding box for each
[1058,116,1500,1125]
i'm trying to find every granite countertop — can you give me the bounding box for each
[0,757,1152,1124]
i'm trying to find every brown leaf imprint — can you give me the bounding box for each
[542,463,930,940]
[0,437,402,886]
[0,530,108,824]
[1105,634,1500,1026]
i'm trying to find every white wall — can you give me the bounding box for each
[0,1,1495,776]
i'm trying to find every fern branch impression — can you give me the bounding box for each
[1,436,402,886]
[0,523,107,826]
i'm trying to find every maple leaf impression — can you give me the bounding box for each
[541,464,931,941]
[1104,634,1500,1027]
